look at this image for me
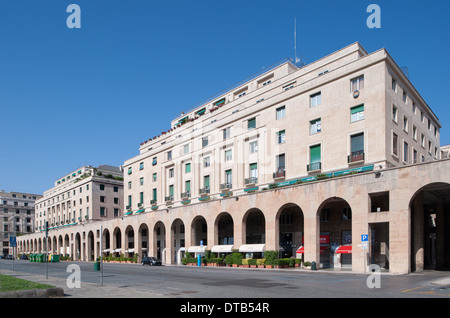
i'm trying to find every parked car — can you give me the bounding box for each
[142,257,162,266]
[20,255,28,260]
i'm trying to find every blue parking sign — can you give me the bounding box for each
[10,236,16,247]
[361,234,368,242]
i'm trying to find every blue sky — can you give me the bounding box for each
[1,0,449,194]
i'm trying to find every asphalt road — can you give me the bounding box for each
[1,259,450,299]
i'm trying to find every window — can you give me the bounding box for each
[250,140,258,154]
[223,127,231,140]
[202,137,208,148]
[350,105,364,122]
[114,186,118,192]
[152,173,157,182]
[100,207,106,217]
[404,141,409,163]
[276,106,285,120]
[413,125,417,141]
[140,192,144,204]
[99,184,105,191]
[225,169,232,185]
[403,116,408,132]
[185,163,191,173]
[250,163,258,179]
[167,151,172,160]
[247,117,256,130]
[114,208,119,217]
[309,145,321,170]
[139,162,144,170]
[128,181,132,190]
[276,153,285,172]
[277,130,286,144]
[152,189,157,202]
[140,177,144,186]
[204,175,210,190]
[392,79,397,91]
[403,91,407,104]
[421,133,425,148]
[310,92,321,107]
[169,185,174,197]
[152,157,157,166]
[183,144,189,154]
[351,76,364,92]
[225,149,232,161]
[203,156,210,167]
[184,181,191,194]
[350,133,364,162]
[169,168,174,178]
[392,132,398,156]
[128,167,132,175]
[392,105,398,122]
[310,118,321,134]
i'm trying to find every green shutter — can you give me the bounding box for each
[185,181,191,192]
[185,163,191,173]
[169,185,174,196]
[204,176,210,187]
[250,163,257,170]
[310,145,321,163]
[351,104,364,114]
[152,189,157,201]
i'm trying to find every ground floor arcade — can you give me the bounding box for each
[17,159,450,274]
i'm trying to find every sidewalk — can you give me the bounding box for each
[0,268,173,298]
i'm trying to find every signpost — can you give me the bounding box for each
[10,235,16,271]
[361,234,368,273]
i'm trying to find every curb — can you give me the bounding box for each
[0,287,64,298]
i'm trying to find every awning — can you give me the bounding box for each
[335,245,352,254]
[211,245,234,253]
[187,246,207,253]
[239,244,265,253]
[124,211,133,216]
[113,249,122,252]
[135,209,145,214]
[296,246,329,254]
[125,249,134,253]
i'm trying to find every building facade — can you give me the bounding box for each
[1,190,41,256]
[16,43,449,274]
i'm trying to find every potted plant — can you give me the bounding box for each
[264,250,278,268]
[303,261,312,269]
[295,258,302,267]
[256,259,266,268]
[248,259,257,268]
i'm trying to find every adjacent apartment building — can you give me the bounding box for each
[1,190,42,256]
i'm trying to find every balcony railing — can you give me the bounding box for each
[165,195,174,202]
[273,169,285,179]
[220,183,232,190]
[150,200,157,205]
[307,162,321,172]
[348,151,365,163]
[181,191,191,198]
[245,177,258,185]
[199,187,210,195]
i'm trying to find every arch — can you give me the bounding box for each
[87,230,95,261]
[113,227,122,257]
[125,225,135,257]
[135,223,148,261]
[102,228,111,257]
[171,218,185,264]
[191,215,207,247]
[409,182,450,272]
[74,232,81,260]
[153,221,166,262]
[214,212,234,246]
[317,196,353,269]
[275,203,304,258]
[242,208,265,245]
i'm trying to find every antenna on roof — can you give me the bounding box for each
[294,18,304,67]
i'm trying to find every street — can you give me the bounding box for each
[1,259,449,299]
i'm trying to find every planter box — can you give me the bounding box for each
[232,264,239,267]
[240,265,249,268]
[265,265,273,268]
[257,265,265,268]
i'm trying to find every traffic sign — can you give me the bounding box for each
[361,234,368,242]
[9,236,16,247]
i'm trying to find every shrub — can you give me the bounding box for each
[256,259,266,266]
[231,252,243,265]
[303,261,312,267]
[242,259,249,265]
[225,254,233,266]
[248,259,257,266]
[264,250,278,265]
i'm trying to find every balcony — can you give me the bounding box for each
[181,191,191,199]
[165,195,174,203]
[150,200,157,206]
[307,162,321,172]
[245,177,258,186]
[199,187,211,196]
[348,151,365,164]
[273,168,285,180]
[220,183,232,191]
